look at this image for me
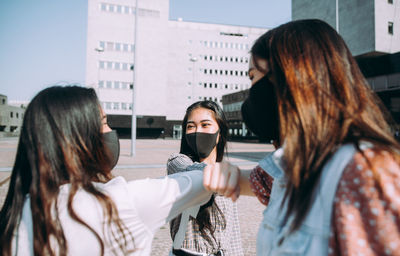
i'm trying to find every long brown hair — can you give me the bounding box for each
[0,86,133,255]
[251,19,400,232]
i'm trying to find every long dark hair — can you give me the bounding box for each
[0,86,133,255]
[251,19,400,232]
[180,100,228,245]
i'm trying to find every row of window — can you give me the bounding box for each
[102,96,223,107]
[203,55,249,63]
[197,82,249,90]
[99,41,134,53]
[203,68,248,77]
[229,128,245,136]
[100,2,134,14]
[98,62,247,76]
[224,102,244,112]
[188,96,223,103]
[98,80,133,90]
[99,3,160,17]
[9,112,22,118]
[102,102,133,111]
[98,78,247,91]
[98,61,134,71]
[223,90,249,102]
[198,40,249,51]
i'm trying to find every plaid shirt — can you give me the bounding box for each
[167,153,244,256]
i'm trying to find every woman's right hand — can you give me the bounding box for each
[203,161,241,201]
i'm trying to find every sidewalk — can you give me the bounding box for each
[0,137,273,255]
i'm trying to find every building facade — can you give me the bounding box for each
[85,0,267,138]
[221,0,400,142]
[222,54,400,142]
[0,94,26,135]
[292,0,400,130]
[221,89,250,139]
[358,52,400,126]
[292,0,400,57]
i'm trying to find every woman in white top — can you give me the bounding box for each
[0,86,212,256]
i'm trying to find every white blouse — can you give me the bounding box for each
[12,171,212,256]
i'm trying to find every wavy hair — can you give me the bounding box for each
[180,100,228,245]
[0,86,133,255]
[251,19,400,232]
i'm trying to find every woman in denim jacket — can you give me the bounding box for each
[203,19,400,255]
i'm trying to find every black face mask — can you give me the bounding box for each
[185,131,219,159]
[103,130,120,169]
[241,75,279,142]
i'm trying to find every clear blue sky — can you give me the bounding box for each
[0,0,291,101]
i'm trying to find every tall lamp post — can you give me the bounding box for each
[189,57,197,102]
[131,0,139,156]
[336,0,339,33]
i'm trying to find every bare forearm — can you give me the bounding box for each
[237,168,254,196]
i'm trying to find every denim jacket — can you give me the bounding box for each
[256,144,357,255]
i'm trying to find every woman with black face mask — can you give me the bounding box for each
[100,107,121,170]
[167,101,243,256]
[0,86,214,256]
[203,19,400,255]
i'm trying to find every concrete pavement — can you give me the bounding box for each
[0,137,274,255]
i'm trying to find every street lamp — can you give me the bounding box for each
[336,0,339,33]
[131,0,139,157]
[95,47,104,53]
[190,57,197,102]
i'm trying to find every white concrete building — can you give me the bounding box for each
[292,0,400,57]
[85,0,267,137]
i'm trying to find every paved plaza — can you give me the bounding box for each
[0,137,274,255]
